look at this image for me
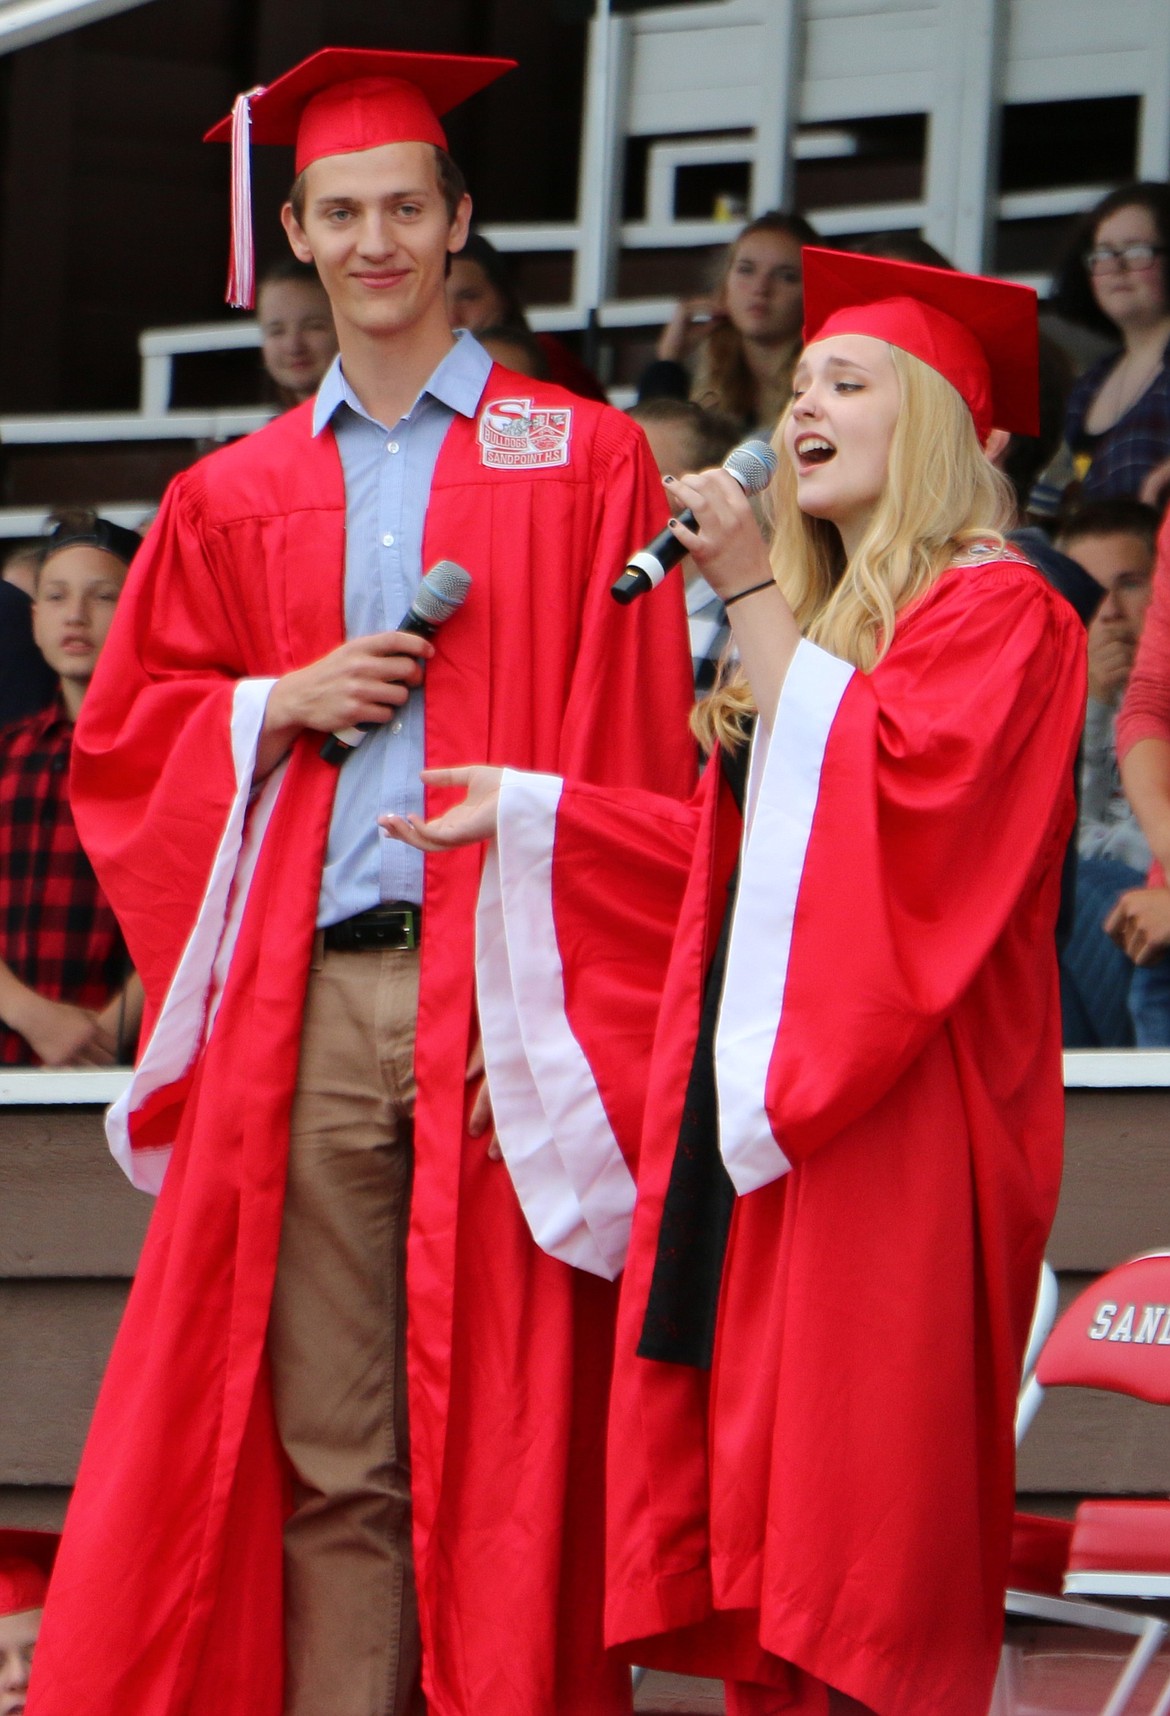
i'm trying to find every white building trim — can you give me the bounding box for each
[0,0,151,53]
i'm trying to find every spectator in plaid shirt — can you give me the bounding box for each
[0,512,143,1066]
[628,396,740,695]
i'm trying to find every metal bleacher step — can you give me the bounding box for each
[0,406,276,523]
[0,408,274,446]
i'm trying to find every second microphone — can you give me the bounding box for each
[611,436,778,605]
[320,560,472,765]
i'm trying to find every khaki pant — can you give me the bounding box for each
[268,938,425,1716]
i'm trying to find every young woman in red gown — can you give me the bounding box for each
[384,249,1088,1716]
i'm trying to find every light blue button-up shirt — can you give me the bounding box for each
[312,332,492,928]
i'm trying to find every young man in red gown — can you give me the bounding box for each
[29,48,693,1716]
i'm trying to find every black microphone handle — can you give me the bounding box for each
[612,435,776,605]
[611,509,698,605]
[319,611,438,764]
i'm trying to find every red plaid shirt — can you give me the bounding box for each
[0,699,127,1065]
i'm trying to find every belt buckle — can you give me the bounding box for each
[387,908,417,952]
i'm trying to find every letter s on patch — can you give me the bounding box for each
[478,397,572,469]
[1089,1301,1117,1341]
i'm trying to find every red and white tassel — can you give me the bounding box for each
[226,85,265,310]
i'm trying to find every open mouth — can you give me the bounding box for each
[795,434,836,466]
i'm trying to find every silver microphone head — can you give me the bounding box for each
[415,560,472,627]
[723,438,778,495]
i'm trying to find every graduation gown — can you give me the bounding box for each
[30,373,695,1716]
[478,552,1086,1716]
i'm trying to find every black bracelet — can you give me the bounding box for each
[724,577,776,608]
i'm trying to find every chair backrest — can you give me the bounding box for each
[1035,1252,1170,1405]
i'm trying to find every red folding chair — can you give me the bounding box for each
[1004,1252,1170,1716]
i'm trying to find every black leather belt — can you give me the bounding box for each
[322,904,421,952]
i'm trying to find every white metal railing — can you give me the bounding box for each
[138,319,265,416]
[0,406,274,444]
[1063,1051,1170,1088]
[0,1067,130,1104]
[0,1055,1166,1109]
[0,0,148,55]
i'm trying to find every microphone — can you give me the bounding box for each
[320,560,472,765]
[611,437,778,605]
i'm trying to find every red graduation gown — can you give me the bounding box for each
[30,373,695,1716]
[480,553,1086,1716]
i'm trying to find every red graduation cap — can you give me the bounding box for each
[0,1529,59,1617]
[800,247,1039,439]
[206,48,515,310]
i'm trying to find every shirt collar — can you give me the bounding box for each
[24,694,70,739]
[312,329,492,437]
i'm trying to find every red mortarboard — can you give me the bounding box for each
[205,48,515,311]
[800,247,1040,439]
[0,1530,58,1617]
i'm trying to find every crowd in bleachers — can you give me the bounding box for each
[3,178,1170,1071]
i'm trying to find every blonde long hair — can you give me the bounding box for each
[695,344,1016,753]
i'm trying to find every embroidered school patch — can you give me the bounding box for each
[478,397,572,469]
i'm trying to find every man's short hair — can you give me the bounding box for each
[629,397,741,470]
[851,233,955,271]
[288,145,467,226]
[627,397,740,472]
[258,255,326,293]
[1056,498,1161,555]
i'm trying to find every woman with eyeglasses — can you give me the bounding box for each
[1045,182,1170,512]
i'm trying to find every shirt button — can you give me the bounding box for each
[382,533,395,547]
[391,720,403,734]
[386,441,399,453]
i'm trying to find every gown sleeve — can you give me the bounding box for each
[715,561,1087,1193]
[471,411,698,1276]
[1117,507,1170,760]
[70,471,284,1190]
[477,770,700,1278]
[555,412,696,803]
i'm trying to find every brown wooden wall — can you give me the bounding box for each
[0,1103,147,1526]
[3,1084,1170,1527]
[1018,1089,1170,1515]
